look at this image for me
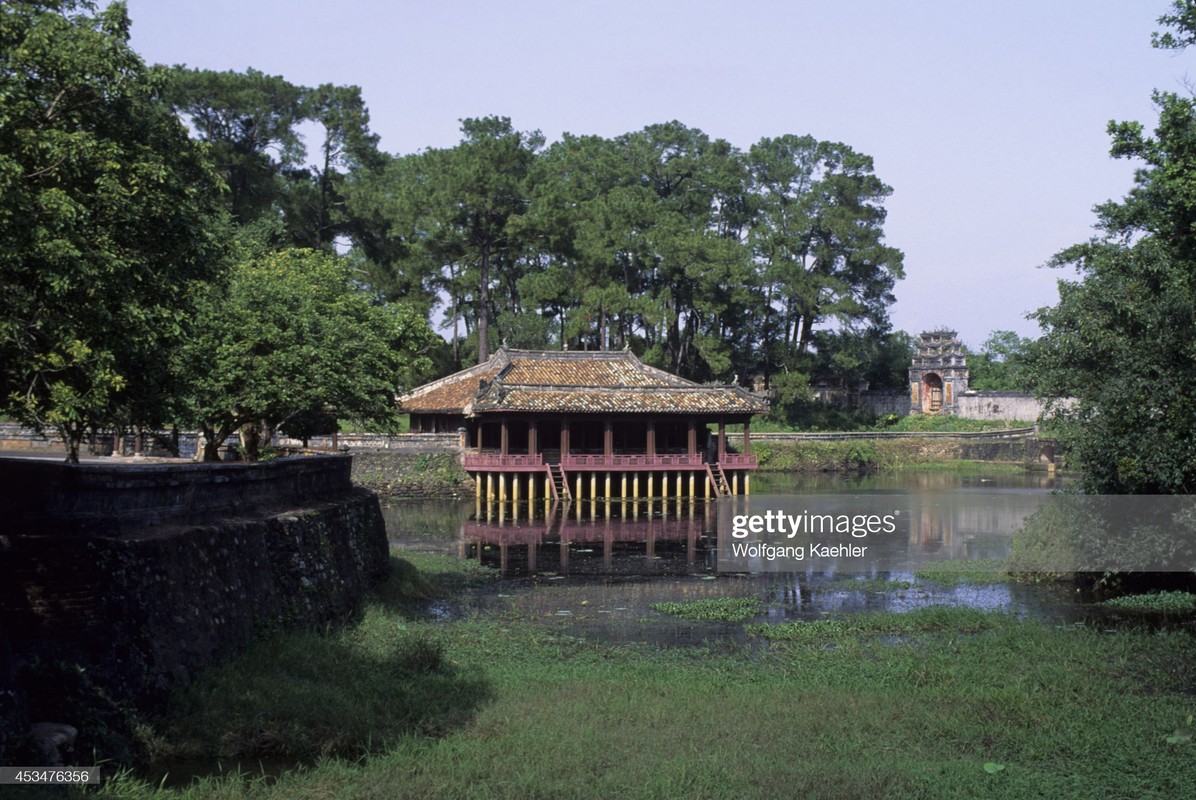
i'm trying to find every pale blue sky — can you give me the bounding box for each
[123,0,1190,350]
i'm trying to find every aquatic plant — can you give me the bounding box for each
[651,597,762,622]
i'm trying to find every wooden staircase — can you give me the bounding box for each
[706,464,730,497]
[548,463,572,501]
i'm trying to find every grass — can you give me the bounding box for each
[125,555,497,767]
[914,559,1011,584]
[651,597,762,622]
[1099,591,1196,613]
[745,606,1001,642]
[876,415,1036,433]
[74,555,1196,800]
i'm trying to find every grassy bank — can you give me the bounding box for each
[750,438,1038,473]
[66,553,1196,800]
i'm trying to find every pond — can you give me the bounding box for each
[381,468,1175,645]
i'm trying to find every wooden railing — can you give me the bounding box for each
[560,453,705,469]
[463,452,757,470]
[462,453,544,469]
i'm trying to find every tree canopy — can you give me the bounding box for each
[1028,1,1196,493]
[0,2,913,457]
[353,118,905,400]
[0,0,228,461]
[180,249,435,461]
[967,331,1033,392]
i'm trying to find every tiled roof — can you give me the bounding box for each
[500,352,691,387]
[397,359,504,414]
[399,348,768,416]
[471,384,768,415]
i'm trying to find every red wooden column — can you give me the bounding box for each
[687,419,697,456]
[717,420,726,462]
[477,422,484,454]
[743,420,751,456]
[500,417,509,456]
[528,419,538,457]
[604,419,613,459]
[647,420,657,457]
[560,417,570,458]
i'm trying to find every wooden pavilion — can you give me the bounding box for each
[399,348,768,501]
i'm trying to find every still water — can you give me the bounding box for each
[382,469,1125,644]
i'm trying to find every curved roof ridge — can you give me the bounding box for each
[398,351,500,402]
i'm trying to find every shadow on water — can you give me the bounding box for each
[383,469,1194,645]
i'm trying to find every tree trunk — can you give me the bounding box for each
[798,314,814,355]
[58,423,83,465]
[199,425,224,462]
[239,422,261,461]
[478,244,490,363]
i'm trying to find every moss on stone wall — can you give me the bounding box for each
[351,451,474,499]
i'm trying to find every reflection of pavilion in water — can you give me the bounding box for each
[906,493,1045,559]
[463,498,714,577]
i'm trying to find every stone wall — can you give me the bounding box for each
[275,432,462,452]
[0,455,389,765]
[953,392,1050,421]
[1,454,359,537]
[856,390,909,417]
[857,390,1052,421]
[0,424,463,459]
[351,450,474,499]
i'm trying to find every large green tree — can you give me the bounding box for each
[356,118,903,396]
[0,0,227,461]
[441,117,544,363]
[1029,2,1196,493]
[165,67,382,250]
[967,330,1032,392]
[180,249,435,461]
[164,66,305,229]
[747,135,904,389]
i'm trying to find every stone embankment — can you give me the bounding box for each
[0,455,389,764]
